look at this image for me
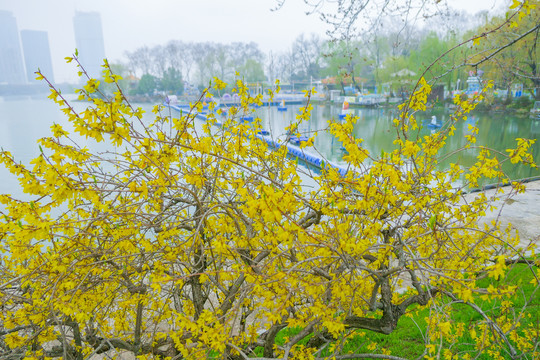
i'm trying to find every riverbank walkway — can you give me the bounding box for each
[464,180,540,250]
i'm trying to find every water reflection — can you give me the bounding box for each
[531,118,540,135]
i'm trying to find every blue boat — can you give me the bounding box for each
[289,135,309,146]
[426,115,441,129]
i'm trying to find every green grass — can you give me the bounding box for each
[266,262,540,359]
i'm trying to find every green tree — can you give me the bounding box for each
[237,58,266,82]
[160,67,184,95]
[322,40,367,94]
[379,55,412,96]
[134,73,157,95]
[408,32,457,89]
[468,0,540,100]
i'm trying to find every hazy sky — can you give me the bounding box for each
[1,0,504,83]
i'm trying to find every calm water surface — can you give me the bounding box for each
[0,96,158,199]
[1,96,539,199]
[254,103,540,183]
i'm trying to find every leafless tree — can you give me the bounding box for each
[124,45,153,76]
[292,33,323,80]
[151,45,170,77]
[164,40,184,74]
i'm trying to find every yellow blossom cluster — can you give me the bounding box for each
[0,56,538,360]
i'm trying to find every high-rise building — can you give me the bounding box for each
[0,11,27,84]
[20,30,55,83]
[73,11,106,80]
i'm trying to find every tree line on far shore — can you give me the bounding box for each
[107,3,539,102]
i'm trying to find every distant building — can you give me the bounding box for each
[20,30,55,83]
[0,11,26,84]
[466,70,484,95]
[73,11,106,80]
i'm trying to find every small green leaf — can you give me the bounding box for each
[429,215,437,230]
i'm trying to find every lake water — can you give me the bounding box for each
[0,96,155,199]
[1,95,539,199]
[253,103,540,183]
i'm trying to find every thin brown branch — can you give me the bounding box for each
[466,24,540,67]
